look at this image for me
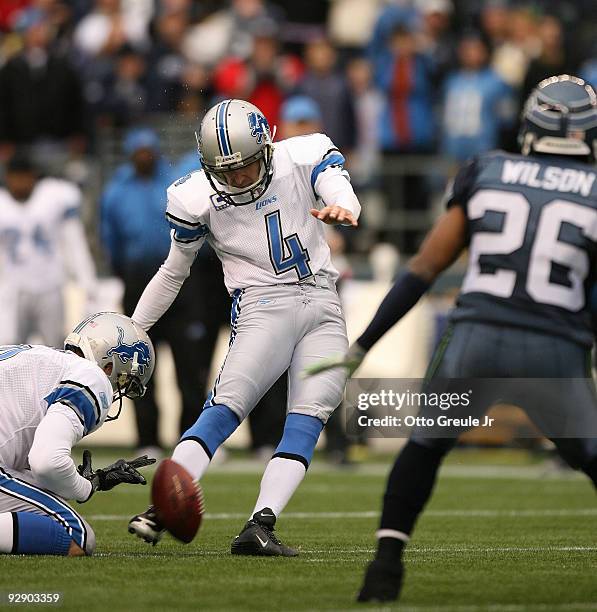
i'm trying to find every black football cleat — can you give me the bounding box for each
[356,559,404,603]
[231,508,298,557]
[128,505,166,546]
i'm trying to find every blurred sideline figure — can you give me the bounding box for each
[0,152,97,347]
[307,75,597,602]
[0,313,155,556]
[100,127,210,457]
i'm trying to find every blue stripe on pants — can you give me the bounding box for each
[0,468,87,549]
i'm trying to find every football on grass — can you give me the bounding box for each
[151,458,204,543]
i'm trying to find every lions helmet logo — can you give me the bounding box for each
[248,111,269,145]
[106,327,151,375]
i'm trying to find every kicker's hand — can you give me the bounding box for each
[77,450,156,497]
[310,205,358,227]
[303,343,367,378]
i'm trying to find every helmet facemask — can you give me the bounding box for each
[202,143,274,206]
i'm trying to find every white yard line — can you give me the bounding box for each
[89,508,597,521]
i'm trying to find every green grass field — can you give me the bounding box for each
[1,449,596,611]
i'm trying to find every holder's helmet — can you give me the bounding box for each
[65,312,155,401]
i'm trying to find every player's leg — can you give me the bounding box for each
[34,287,65,348]
[358,321,503,602]
[130,287,298,544]
[172,288,297,479]
[0,468,95,556]
[517,334,597,488]
[550,438,597,487]
[230,285,349,557]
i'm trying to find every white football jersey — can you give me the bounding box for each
[165,134,349,293]
[0,178,82,293]
[0,345,112,472]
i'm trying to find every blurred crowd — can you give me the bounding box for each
[2,0,597,251]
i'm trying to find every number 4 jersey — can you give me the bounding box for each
[164,133,355,293]
[447,150,597,347]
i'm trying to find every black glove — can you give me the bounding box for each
[77,450,156,497]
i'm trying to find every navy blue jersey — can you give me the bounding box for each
[446,150,597,347]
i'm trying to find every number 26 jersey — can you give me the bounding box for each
[165,134,349,294]
[447,150,597,347]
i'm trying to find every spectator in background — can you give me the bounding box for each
[173,145,202,180]
[278,95,322,139]
[416,0,456,86]
[490,6,539,89]
[73,0,151,58]
[327,0,381,58]
[212,26,301,127]
[177,62,211,117]
[182,0,283,68]
[345,56,383,190]
[441,32,514,162]
[247,27,301,128]
[100,128,207,456]
[479,0,510,52]
[297,37,356,153]
[0,9,85,160]
[98,45,148,126]
[520,15,573,107]
[367,2,418,88]
[0,151,97,347]
[145,9,189,113]
[373,21,436,253]
[0,1,31,32]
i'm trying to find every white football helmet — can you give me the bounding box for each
[64,312,155,403]
[198,99,274,206]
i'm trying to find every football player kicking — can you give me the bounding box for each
[0,313,156,556]
[306,74,597,601]
[128,99,360,555]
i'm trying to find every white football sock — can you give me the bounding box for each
[172,439,211,482]
[251,457,307,518]
[0,513,14,553]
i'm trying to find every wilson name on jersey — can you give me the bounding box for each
[446,151,597,347]
[164,134,346,293]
